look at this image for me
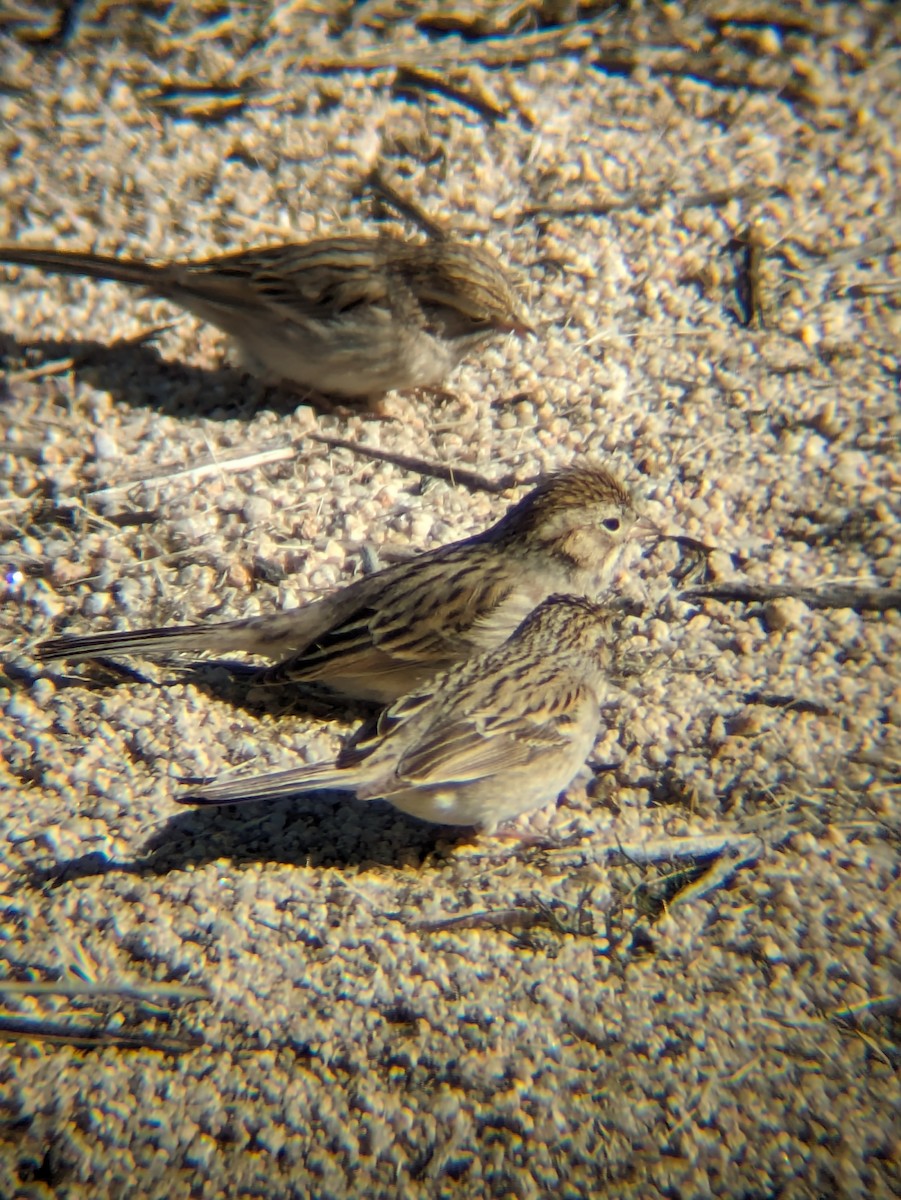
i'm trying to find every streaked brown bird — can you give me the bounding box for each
[180,593,619,832]
[0,234,532,401]
[39,464,656,705]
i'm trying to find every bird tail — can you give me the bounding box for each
[39,617,263,663]
[39,608,318,664]
[178,762,356,807]
[0,247,164,289]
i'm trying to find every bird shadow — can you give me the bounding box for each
[27,792,450,885]
[12,655,453,879]
[20,649,381,727]
[54,652,380,722]
[0,328,321,420]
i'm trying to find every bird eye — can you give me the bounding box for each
[602,517,621,532]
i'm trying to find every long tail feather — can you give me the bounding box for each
[39,619,250,663]
[38,609,312,663]
[0,247,164,289]
[178,762,357,807]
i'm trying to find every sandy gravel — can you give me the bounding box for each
[1,3,899,1198]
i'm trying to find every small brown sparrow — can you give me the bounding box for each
[179,594,619,832]
[40,465,656,704]
[0,235,532,401]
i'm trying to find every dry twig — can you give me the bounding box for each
[310,434,520,495]
[683,581,900,613]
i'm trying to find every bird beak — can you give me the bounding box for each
[500,311,536,338]
[633,515,664,544]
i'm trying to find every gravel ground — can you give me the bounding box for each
[1,3,899,1198]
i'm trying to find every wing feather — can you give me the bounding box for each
[269,555,517,685]
[182,240,393,318]
[396,680,592,786]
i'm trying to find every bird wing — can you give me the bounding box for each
[269,555,516,685]
[181,241,391,318]
[394,680,593,787]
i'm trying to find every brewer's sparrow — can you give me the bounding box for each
[0,235,532,400]
[40,465,655,704]
[180,594,618,832]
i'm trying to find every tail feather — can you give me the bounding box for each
[178,762,358,806]
[0,247,165,290]
[39,620,246,663]
[39,609,316,664]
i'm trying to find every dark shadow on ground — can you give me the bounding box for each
[26,789,451,881]
[0,329,323,420]
[28,655,380,723]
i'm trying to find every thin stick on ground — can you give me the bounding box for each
[365,167,449,241]
[682,581,901,613]
[310,434,521,495]
[0,1016,199,1053]
[0,980,210,1002]
[86,443,299,500]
